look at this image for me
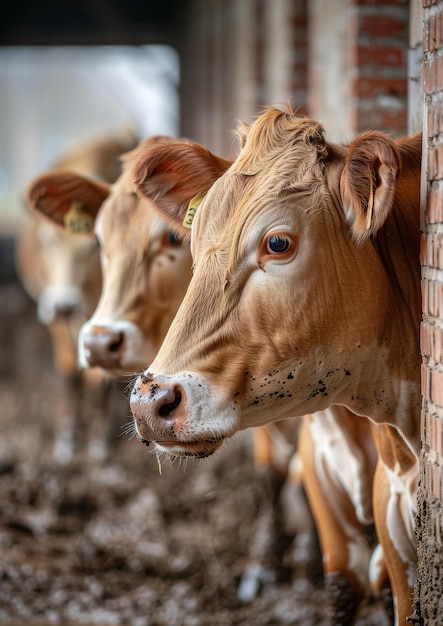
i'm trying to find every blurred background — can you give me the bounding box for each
[0,2,432,625]
[0,0,418,249]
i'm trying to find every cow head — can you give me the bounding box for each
[22,176,105,327]
[128,107,422,459]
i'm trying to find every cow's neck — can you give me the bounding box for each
[344,346,421,457]
[354,172,421,455]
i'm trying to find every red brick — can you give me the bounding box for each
[424,16,430,53]
[438,283,443,318]
[422,279,429,315]
[434,417,443,457]
[438,55,443,90]
[421,406,428,441]
[356,106,407,133]
[357,45,405,67]
[356,77,407,98]
[420,233,429,266]
[435,326,443,363]
[437,13,443,49]
[430,15,437,52]
[422,362,430,397]
[421,323,432,355]
[431,370,443,406]
[424,58,437,94]
[432,462,441,499]
[359,15,407,39]
[427,190,443,223]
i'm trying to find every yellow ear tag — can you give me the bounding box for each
[183,193,205,229]
[64,200,93,234]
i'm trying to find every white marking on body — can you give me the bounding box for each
[385,460,418,588]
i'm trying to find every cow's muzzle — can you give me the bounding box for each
[130,373,225,458]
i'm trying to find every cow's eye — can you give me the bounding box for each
[258,231,297,267]
[267,235,291,254]
[168,231,182,246]
[160,230,182,248]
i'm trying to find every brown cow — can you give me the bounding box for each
[26,135,319,609]
[19,130,136,460]
[130,108,422,624]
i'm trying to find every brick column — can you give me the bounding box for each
[412,0,443,623]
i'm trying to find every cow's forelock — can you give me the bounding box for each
[234,107,327,175]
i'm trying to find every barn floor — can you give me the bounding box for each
[0,280,391,626]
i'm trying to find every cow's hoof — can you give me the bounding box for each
[325,572,361,626]
[237,563,276,603]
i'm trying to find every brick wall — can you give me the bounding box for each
[414,1,443,622]
[308,0,408,141]
[181,0,408,152]
[355,0,409,132]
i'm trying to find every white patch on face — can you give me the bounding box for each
[94,213,108,270]
[38,286,82,324]
[78,318,156,372]
[133,371,239,441]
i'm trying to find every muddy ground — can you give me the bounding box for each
[0,279,392,626]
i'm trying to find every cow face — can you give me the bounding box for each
[129,108,422,459]
[30,218,102,326]
[79,157,194,373]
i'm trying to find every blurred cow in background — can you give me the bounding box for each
[16,129,137,462]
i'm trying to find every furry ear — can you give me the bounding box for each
[340,131,401,244]
[235,119,250,149]
[132,141,231,235]
[27,171,110,234]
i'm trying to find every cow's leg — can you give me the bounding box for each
[279,449,323,582]
[52,369,84,463]
[89,375,129,460]
[298,418,372,626]
[48,317,84,462]
[371,425,418,626]
[368,543,395,624]
[238,424,292,602]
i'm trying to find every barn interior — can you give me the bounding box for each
[0,2,441,625]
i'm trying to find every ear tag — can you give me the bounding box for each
[183,193,205,229]
[64,200,93,234]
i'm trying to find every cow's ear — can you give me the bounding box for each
[340,131,401,244]
[132,141,231,235]
[26,170,110,234]
[236,119,250,149]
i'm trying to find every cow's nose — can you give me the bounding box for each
[82,326,125,368]
[130,376,185,426]
[54,302,77,318]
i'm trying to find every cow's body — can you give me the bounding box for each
[129,108,422,624]
[19,131,136,460]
